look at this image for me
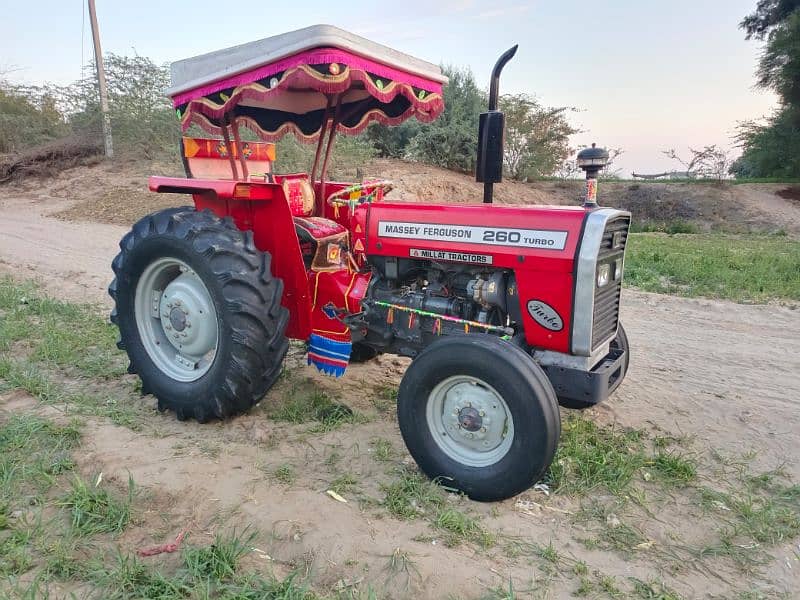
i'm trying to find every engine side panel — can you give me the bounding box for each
[365,202,587,353]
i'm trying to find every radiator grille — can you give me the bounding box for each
[591,216,630,350]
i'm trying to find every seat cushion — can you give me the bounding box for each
[282,178,315,216]
[294,216,348,272]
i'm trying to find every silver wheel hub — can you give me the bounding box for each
[158,273,217,357]
[426,375,514,467]
[134,258,219,382]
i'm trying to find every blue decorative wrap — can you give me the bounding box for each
[307,333,352,377]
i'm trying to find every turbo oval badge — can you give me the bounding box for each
[527,300,563,332]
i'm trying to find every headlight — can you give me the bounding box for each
[597,263,611,287]
[614,258,624,281]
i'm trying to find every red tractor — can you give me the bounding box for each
[110,25,630,501]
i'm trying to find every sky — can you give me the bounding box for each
[0,0,778,176]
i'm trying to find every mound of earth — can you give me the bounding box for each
[2,157,798,236]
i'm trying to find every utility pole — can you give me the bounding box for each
[88,0,113,158]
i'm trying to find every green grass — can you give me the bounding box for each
[370,437,396,462]
[183,528,256,581]
[58,475,134,536]
[88,546,319,599]
[0,415,81,506]
[0,278,126,379]
[370,384,397,414]
[381,468,445,520]
[547,415,648,495]
[700,484,800,547]
[329,473,359,495]
[273,463,296,485]
[381,467,494,548]
[651,452,697,485]
[90,552,190,599]
[0,277,145,429]
[629,220,700,234]
[0,415,83,580]
[629,577,682,600]
[624,233,800,302]
[265,376,365,432]
[598,520,648,555]
[434,508,495,548]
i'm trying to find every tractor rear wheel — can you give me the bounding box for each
[109,207,289,421]
[397,335,560,501]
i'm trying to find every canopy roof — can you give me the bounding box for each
[169,25,447,142]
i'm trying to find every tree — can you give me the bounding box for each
[405,65,485,172]
[365,120,419,158]
[731,110,800,177]
[65,55,178,158]
[499,94,577,180]
[0,81,69,152]
[740,0,800,39]
[663,146,732,181]
[600,147,624,179]
[554,157,581,180]
[735,1,800,178]
[754,10,800,108]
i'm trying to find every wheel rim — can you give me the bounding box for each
[134,257,219,382]
[425,375,515,468]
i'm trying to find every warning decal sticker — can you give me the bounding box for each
[378,221,567,250]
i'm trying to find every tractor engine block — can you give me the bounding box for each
[352,257,521,357]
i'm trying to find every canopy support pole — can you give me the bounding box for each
[220,118,239,180]
[317,95,342,215]
[310,95,334,184]
[231,118,249,180]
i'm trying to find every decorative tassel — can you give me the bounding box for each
[408,313,415,328]
[464,323,470,333]
[433,319,442,335]
[387,307,394,324]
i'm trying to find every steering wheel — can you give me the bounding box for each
[327,180,393,208]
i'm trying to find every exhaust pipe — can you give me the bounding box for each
[577,143,610,209]
[476,45,518,204]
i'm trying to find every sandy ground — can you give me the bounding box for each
[1,168,800,598]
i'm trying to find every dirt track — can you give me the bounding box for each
[1,173,800,598]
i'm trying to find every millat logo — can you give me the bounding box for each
[526,300,563,332]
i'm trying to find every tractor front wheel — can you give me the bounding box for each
[397,335,561,501]
[109,207,289,421]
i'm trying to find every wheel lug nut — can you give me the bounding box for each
[479,410,485,417]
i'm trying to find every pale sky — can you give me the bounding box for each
[1,0,778,175]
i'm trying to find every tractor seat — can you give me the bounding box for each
[281,178,349,271]
[294,216,349,272]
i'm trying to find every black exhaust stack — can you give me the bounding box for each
[476,45,518,204]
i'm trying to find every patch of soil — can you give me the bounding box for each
[0,137,102,183]
[777,186,800,203]
[1,172,799,597]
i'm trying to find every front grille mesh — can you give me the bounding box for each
[592,216,630,349]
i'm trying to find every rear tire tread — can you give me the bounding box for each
[109,207,289,421]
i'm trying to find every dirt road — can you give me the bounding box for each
[1,182,799,598]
